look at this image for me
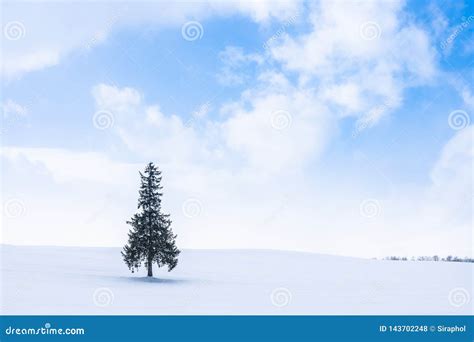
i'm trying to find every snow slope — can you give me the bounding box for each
[0,244,472,315]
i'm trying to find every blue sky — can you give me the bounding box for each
[1,0,473,257]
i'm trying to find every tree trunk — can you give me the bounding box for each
[147,260,153,277]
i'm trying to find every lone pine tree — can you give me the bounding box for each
[122,162,180,277]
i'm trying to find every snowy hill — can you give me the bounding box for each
[0,244,472,315]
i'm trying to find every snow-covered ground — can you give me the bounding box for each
[0,244,472,315]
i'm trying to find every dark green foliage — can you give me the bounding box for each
[384,255,473,263]
[122,162,180,276]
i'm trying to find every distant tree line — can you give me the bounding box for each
[382,256,473,263]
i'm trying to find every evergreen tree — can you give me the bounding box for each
[122,162,180,277]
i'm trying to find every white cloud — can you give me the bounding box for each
[321,82,364,115]
[2,100,28,119]
[2,122,472,257]
[2,1,470,258]
[2,50,60,79]
[1,0,302,79]
[420,126,473,255]
[91,83,221,173]
[212,0,439,171]
[461,88,474,110]
[1,2,122,78]
[0,150,138,246]
[87,81,473,257]
[92,70,333,175]
[92,84,142,112]
[269,0,437,129]
[225,0,301,23]
[217,46,263,86]
[430,125,473,204]
[1,147,139,185]
[222,72,333,172]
